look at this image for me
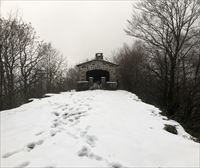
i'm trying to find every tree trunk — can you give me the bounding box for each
[167,60,176,116]
[0,44,3,110]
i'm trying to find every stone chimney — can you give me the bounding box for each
[95,53,103,60]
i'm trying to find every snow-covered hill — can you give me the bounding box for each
[1,90,199,168]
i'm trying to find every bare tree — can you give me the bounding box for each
[0,16,21,107]
[126,0,200,115]
[0,18,4,109]
[37,42,67,93]
[0,15,68,110]
[18,22,43,100]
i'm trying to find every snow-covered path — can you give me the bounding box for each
[1,90,199,167]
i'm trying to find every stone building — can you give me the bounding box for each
[76,53,118,91]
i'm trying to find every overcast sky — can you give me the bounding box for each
[1,1,136,66]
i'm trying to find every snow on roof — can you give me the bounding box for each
[76,59,118,67]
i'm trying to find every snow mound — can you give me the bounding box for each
[1,90,199,167]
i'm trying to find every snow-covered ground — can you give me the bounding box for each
[0,90,199,168]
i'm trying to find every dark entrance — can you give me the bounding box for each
[86,70,110,83]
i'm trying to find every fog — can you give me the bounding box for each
[1,1,135,65]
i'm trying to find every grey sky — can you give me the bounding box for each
[1,1,135,66]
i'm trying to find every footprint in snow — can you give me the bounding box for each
[85,135,97,147]
[51,122,59,128]
[26,139,44,151]
[52,111,60,116]
[80,126,97,147]
[77,146,90,157]
[14,161,30,168]
[88,153,103,161]
[50,130,59,137]
[88,107,92,110]
[109,162,124,168]
[35,131,44,136]
[69,107,74,111]
[75,115,84,120]
[68,118,74,122]
[78,146,103,161]
[68,120,80,127]
[2,140,44,159]
[62,113,68,119]
[62,106,69,111]
[2,150,19,158]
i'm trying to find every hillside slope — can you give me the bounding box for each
[1,90,199,167]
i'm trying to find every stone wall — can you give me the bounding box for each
[76,80,118,91]
[78,60,118,82]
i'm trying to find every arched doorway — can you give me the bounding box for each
[86,70,110,83]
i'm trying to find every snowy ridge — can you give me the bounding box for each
[1,90,199,167]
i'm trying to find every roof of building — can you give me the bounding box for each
[76,59,118,67]
[76,53,118,67]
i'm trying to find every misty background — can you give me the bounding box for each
[1,1,135,65]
